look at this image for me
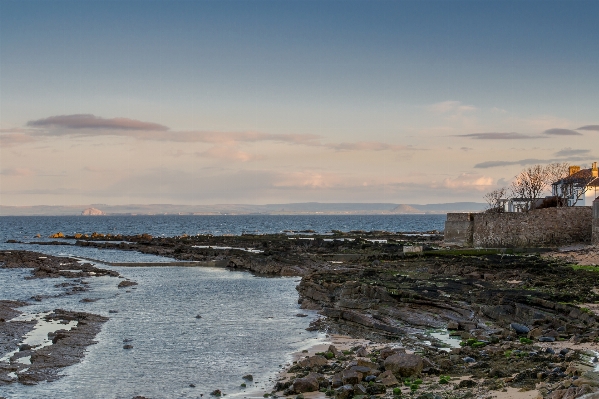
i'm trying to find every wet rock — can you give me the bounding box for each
[355,346,368,357]
[195,314,202,319]
[296,313,308,317]
[118,280,138,288]
[539,336,556,342]
[123,344,133,349]
[108,310,119,313]
[328,345,340,357]
[210,389,222,396]
[462,357,476,363]
[384,353,424,377]
[510,323,530,334]
[242,374,253,381]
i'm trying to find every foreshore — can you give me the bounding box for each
[2,233,599,399]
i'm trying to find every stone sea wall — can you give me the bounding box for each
[445,207,593,248]
[593,198,599,245]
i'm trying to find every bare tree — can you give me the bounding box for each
[483,187,506,213]
[510,164,547,211]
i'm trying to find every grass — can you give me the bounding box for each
[571,265,599,272]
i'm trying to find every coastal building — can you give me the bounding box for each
[551,162,599,207]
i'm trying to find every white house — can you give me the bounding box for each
[552,162,599,206]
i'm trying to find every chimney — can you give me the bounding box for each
[593,162,598,177]
[569,165,581,176]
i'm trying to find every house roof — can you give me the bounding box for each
[553,167,599,187]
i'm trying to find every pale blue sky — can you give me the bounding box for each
[1,0,597,205]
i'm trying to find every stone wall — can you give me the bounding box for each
[593,199,599,245]
[444,213,473,246]
[445,207,593,248]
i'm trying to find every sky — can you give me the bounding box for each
[0,0,598,206]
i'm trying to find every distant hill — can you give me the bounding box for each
[390,204,422,213]
[0,202,486,216]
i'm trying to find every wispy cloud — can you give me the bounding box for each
[438,173,494,190]
[457,132,543,140]
[324,141,411,151]
[475,155,595,169]
[554,148,590,157]
[543,128,582,136]
[27,114,169,131]
[0,133,38,147]
[0,167,36,176]
[429,101,476,114]
[576,125,599,131]
[196,146,263,162]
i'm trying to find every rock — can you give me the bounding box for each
[331,372,343,388]
[328,345,340,357]
[210,390,222,396]
[354,384,367,395]
[296,313,308,317]
[335,385,354,399]
[538,336,556,342]
[195,314,202,319]
[355,346,368,357]
[510,323,530,334]
[341,369,362,385]
[384,353,424,377]
[379,347,405,360]
[447,321,459,330]
[462,357,476,363]
[377,370,399,386]
[118,280,138,288]
[528,327,543,338]
[242,374,253,381]
[366,382,386,395]
[364,375,376,382]
[458,379,477,388]
[123,344,133,349]
[298,355,328,368]
[109,310,119,313]
[292,374,319,393]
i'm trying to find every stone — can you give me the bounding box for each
[447,321,459,330]
[538,336,556,342]
[335,384,354,399]
[341,369,362,385]
[379,347,405,360]
[292,375,319,393]
[510,323,530,334]
[384,353,424,377]
[210,390,222,396]
[458,379,477,388]
[462,357,476,363]
[328,345,340,357]
[242,374,253,381]
[123,344,133,349]
[298,355,328,368]
[355,346,369,357]
[377,370,399,386]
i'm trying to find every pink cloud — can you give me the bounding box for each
[0,167,36,177]
[196,146,264,162]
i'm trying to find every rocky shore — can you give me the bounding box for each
[0,251,122,387]
[3,232,599,399]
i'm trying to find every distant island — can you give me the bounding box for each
[0,202,485,216]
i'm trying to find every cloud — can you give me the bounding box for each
[439,173,494,191]
[475,155,595,169]
[457,132,543,140]
[196,146,263,162]
[554,148,590,157]
[429,101,476,114]
[0,168,35,176]
[576,125,599,131]
[27,114,169,131]
[543,128,582,136]
[0,133,38,147]
[460,147,473,151]
[324,141,410,151]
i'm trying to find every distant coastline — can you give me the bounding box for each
[0,202,485,216]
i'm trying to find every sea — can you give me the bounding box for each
[0,215,444,399]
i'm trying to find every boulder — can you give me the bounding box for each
[298,355,328,368]
[377,370,399,386]
[384,353,423,377]
[341,369,362,385]
[379,347,405,360]
[510,323,530,334]
[292,374,319,393]
[335,385,354,399]
[355,346,369,357]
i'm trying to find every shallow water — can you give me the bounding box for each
[0,263,323,399]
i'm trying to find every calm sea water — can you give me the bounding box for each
[0,215,442,398]
[0,214,445,241]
